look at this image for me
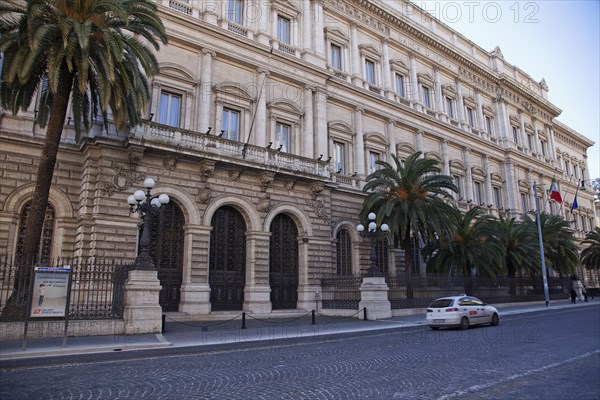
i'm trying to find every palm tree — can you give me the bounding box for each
[361,152,457,277]
[492,215,540,291]
[1,0,168,269]
[522,213,579,276]
[580,227,600,271]
[423,207,504,287]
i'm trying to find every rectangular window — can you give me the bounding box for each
[521,193,529,212]
[330,44,342,70]
[574,215,579,230]
[453,175,462,199]
[275,122,291,152]
[365,60,376,84]
[540,140,547,156]
[574,165,579,179]
[512,126,519,144]
[466,107,475,127]
[422,86,431,108]
[474,181,483,205]
[590,218,595,232]
[368,152,380,175]
[277,15,290,44]
[395,74,405,97]
[445,97,454,118]
[222,108,240,140]
[228,0,243,24]
[581,216,586,232]
[493,187,502,209]
[564,160,570,175]
[527,134,533,150]
[333,142,345,174]
[485,115,494,135]
[158,92,181,127]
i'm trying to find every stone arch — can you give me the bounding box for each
[153,183,200,226]
[263,203,312,235]
[3,183,74,219]
[203,194,261,232]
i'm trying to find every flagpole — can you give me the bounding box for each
[534,181,550,307]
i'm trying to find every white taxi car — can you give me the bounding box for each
[426,295,499,330]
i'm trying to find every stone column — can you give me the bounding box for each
[382,38,393,99]
[484,157,493,207]
[442,141,450,176]
[244,231,272,313]
[179,225,212,314]
[256,0,269,45]
[314,0,325,58]
[303,85,315,158]
[532,118,541,155]
[350,23,361,85]
[415,130,424,154]
[475,90,485,132]
[465,148,474,202]
[433,66,442,114]
[315,87,329,159]
[387,119,396,158]
[123,270,163,334]
[354,108,365,176]
[547,125,557,160]
[455,79,465,125]
[358,277,391,320]
[518,109,527,148]
[301,0,312,52]
[150,81,161,120]
[198,49,215,133]
[409,53,419,106]
[255,69,269,147]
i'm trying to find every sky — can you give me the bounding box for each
[410,0,600,182]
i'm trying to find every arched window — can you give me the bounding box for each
[336,229,352,275]
[15,201,55,264]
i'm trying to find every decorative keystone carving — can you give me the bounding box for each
[100,163,144,197]
[198,184,210,204]
[259,172,276,192]
[310,182,324,198]
[199,160,216,182]
[258,193,271,212]
[283,179,296,191]
[163,157,178,174]
[229,168,243,181]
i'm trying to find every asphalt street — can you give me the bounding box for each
[1,304,598,400]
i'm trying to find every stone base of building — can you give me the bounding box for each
[179,284,211,314]
[123,270,162,334]
[244,285,272,313]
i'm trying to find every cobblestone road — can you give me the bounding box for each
[1,305,599,400]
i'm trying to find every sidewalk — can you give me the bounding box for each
[1,299,597,361]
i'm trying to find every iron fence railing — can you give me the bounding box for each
[0,256,129,322]
[320,274,362,310]
[319,273,574,311]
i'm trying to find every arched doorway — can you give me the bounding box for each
[15,201,56,265]
[146,201,184,311]
[209,206,246,311]
[269,214,298,310]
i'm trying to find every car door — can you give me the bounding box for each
[468,296,489,324]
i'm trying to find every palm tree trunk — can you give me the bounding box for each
[18,64,72,271]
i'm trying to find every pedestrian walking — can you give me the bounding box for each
[582,286,589,302]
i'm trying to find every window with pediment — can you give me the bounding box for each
[268,99,302,154]
[329,122,355,175]
[153,65,196,130]
[325,28,349,78]
[359,44,381,91]
[390,60,409,102]
[418,73,434,110]
[272,0,300,55]
[214,82,254,143]
[450,161,466,201]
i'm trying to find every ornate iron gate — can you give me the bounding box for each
[269,214,298,310]
[209,206,246,311]
[147,202,184,312]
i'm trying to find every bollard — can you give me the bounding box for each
[162,314,166,334]
[311,310,316,325]
[363,307,367,321]
[241,312,246,329]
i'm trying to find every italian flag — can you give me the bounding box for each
[549,179,563,204]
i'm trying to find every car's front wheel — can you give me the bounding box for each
[459,317,470,330]
[490,313,499,326]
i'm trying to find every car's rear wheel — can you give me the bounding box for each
[430,326,440,330]
[459,317,469,330]
[490,313,499,326]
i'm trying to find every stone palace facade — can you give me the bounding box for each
[0,0,597,315]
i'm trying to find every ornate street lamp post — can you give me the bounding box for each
[356,212,389,277]
[127,178,170,270]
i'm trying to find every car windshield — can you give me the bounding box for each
[429,299,454,308]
